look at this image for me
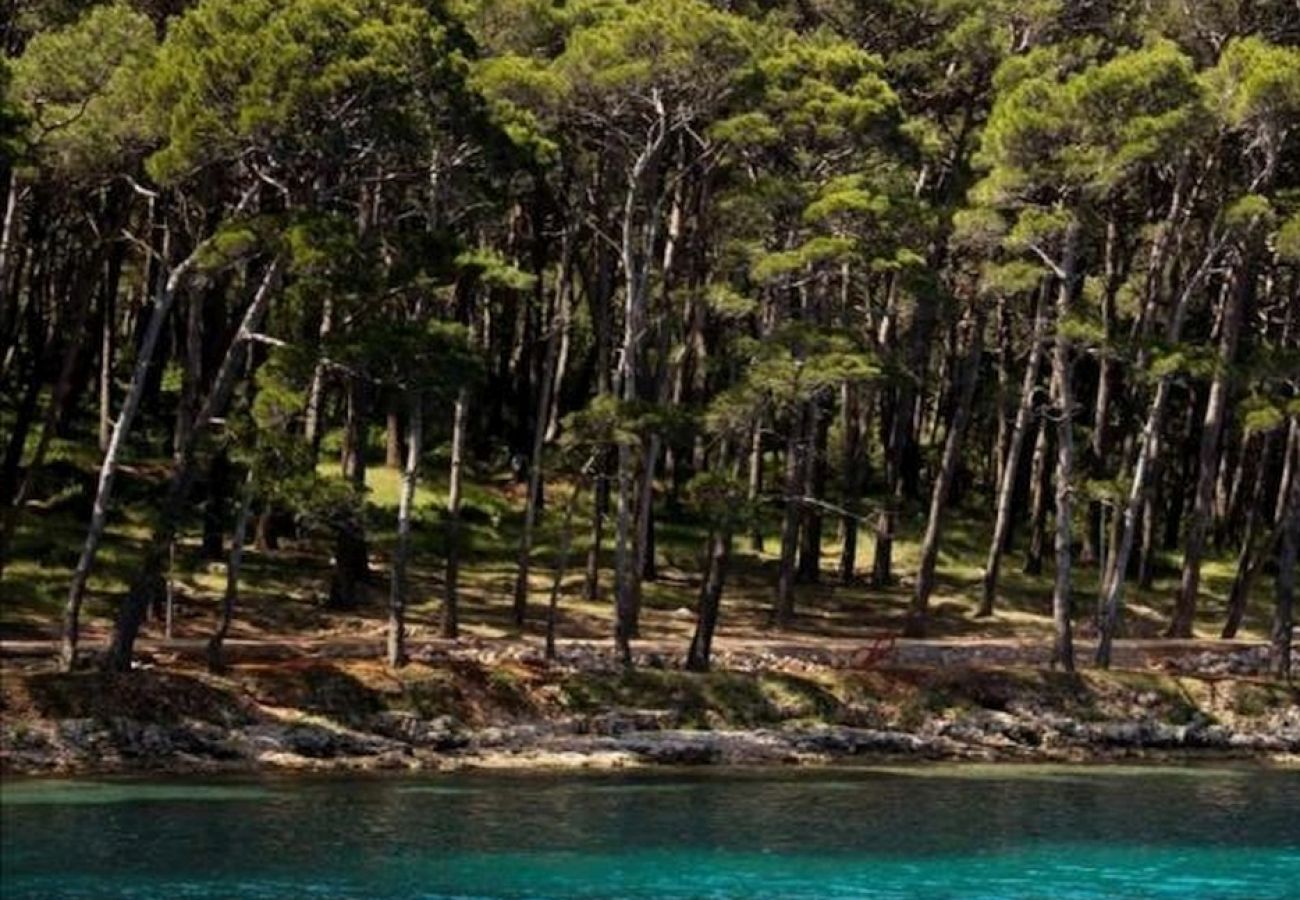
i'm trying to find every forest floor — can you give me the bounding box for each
[2,447,1294,775]
[0,446,1278,652]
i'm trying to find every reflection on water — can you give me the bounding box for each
[3,765,1298,899]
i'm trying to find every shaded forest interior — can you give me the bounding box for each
[0,0,1297,677]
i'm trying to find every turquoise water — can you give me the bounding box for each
[3,765,1299,898]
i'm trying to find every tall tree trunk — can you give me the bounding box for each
[993,295,1012,498]
[545,479,584,662]
[329,375,371,611]
[385,398,402,469]
[201,449,230,560]
[1272,425,1299,679]
[442,387,468,639]
[979,290,1047,616]
[585,454,608,601]
[797,401,826,584]
[747,420,764,553]
[1096,228,1225,668]
[1050,224,1080,672]
[207,467,254,672]
[60,241,197,670]
[838,383,862,583]
[98,246,123,452]
[773,405,805,627]
[387,396,422,668]
[687,525,732,672]
[514,238,569,627]
[302,296,333,456]
[1221,434,1270,639]
[1171,262,1249,636]
[174,287,204,455]
[104,257,283,672]
[907,310,984,636]
[613,127,665,666]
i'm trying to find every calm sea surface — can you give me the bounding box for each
[3,764,1298,898]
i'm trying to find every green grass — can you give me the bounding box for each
[0,447,1278,648]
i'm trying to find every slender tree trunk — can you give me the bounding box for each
[98,249,122,452]
[329,376,371,611]
[797,401,828,583]
[387,396,422,668]
[385,399,402,469]
[585,455,608,601]
[747,420,764,553]
[207,468,254,672]
[907,310,984,636]
[104,257,283,672]
[201,449,230,559]
[614,129,664,666]
[774,405,804,627]
[1272,426,1299,679]
[442,387,468,639]
[993,295,1011,498]
[514,240,569,627]
[545,479,584,662]
[1024,388,1054,579]
[174,287,204,455]
[979,291,1046,616]
[1050,224,1080,672]
[1171,263,1249,636]
[0,173,17,307]
[60,243,196,670]
[1097,229,1224,668]
[687,525,732,672]
[303,296,333,456]
[1276,418,1298,529]
[1221,434,1270,639]
[838,383,862,583]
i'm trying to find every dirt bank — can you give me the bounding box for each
[3,645,1298,775]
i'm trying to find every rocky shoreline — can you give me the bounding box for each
[4,645,1299,776]
[8,699,1300,776]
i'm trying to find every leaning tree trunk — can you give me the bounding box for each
[103,257,283,673]
[207,467,254,673]
[60,246,198,670]
[907,310,984,637]
[979,290,1047,617]
[1171,264,1249,636]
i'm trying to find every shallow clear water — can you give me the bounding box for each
[3,765,1299,899]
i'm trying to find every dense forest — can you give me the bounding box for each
[1,0,1298,680]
